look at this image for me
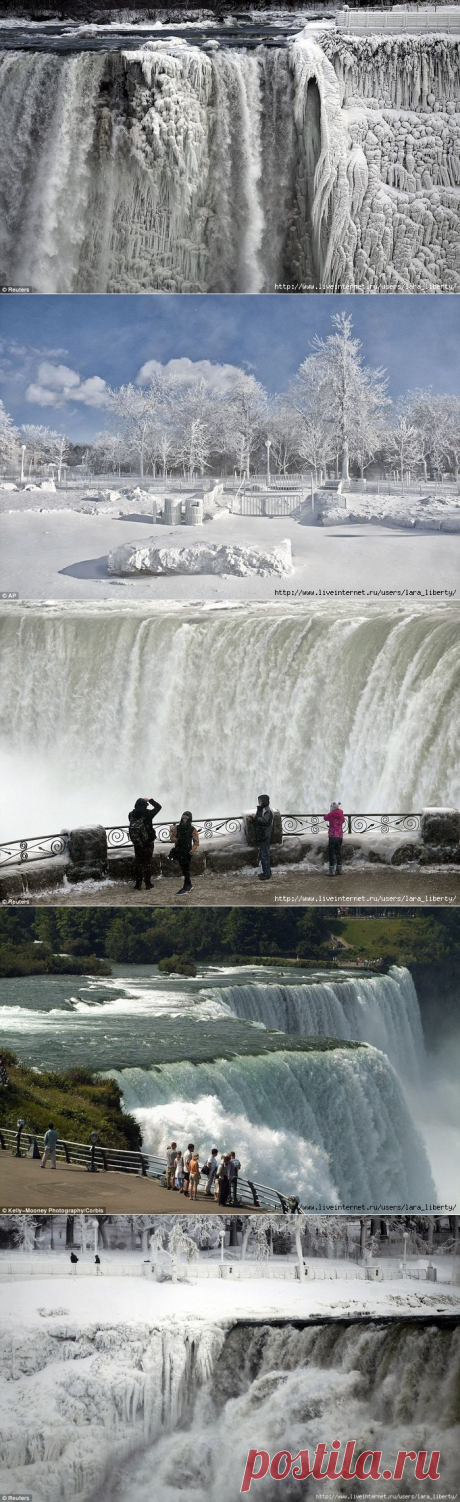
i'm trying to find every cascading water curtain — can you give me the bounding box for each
[1,607,458,834]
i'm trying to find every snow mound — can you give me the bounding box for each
[107,538,294,577]
[23,480,57,492]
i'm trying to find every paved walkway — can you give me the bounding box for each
[28,867,460,906]
[0,1156,267,1215]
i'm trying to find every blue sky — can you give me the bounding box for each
[0,294,458,440]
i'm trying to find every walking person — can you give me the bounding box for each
[41,1122,59,1169]
[204,1147,219,1197]
[168,812,200,895]
[228,1151,241,1206]
[166,1141,177,1190]
[253,794,274,882]
[182,1142,195,1196]
[323,803,346,876]
[189,1151,201,1202]
[128,795,162,891]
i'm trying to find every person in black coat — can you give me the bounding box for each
[168,811,199,895]
[128,796,162,891]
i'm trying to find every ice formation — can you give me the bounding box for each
[107,537,293,575]
[0,1319,458,1502]
[1,606,458,837]
[0,29,458,292]
[0,1320,225,1502]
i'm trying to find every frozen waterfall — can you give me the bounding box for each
[1,1318,458,1502]
[115,1321,460,1502]
[0,1320,225,1502]
[1,607,458,837]
[114,1042,435,1205]
[0,30,458,292]
[214,966,426,1080]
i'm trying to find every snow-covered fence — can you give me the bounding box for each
[336,7,460,33]
[0,813,426,871]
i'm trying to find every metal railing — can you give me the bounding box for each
[0,815,423,869]
[107,816,245,851]
[0,832,69,868]
[0,1126,295,1212]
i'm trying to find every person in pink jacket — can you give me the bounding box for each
[323,803,346,875]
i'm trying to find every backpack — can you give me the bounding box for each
[129,815,153,849]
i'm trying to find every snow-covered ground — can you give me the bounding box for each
[1,506,459,598]
[1,1267,459,1326]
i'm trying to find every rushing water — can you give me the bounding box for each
[0,963,440,1207]
[0,27,458,291]
[214,966,425,1079]
[1,607,459,837]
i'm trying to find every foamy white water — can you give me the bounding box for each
[1,607,458,836]
[116,1043,435,1204]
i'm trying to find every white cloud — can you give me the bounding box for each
[37,361,81,390]
[25,365,109,410]
[136,357,244,393]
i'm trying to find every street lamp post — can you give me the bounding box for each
[15,1118,25,1157]
[20,445,26,484]
[265,439,271,487]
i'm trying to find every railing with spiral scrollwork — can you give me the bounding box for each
[0,832,69,868]
[0,815,423,869]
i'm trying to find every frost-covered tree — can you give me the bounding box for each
[20,423,68,482]
[20,424,52,475]
[48,433,69,484]
[173,377,223,478]
[292,314,390,480]
[154,428,175,480]
[89,430,129,476]
[224,374,268,478]
[0,399,20,468]
[297,416,335,481]
[168,1224,199,1262]
[384,413,423,484]
[268,402,302,476]
[443,396,460,482]
[403,389,449,481]
[107,378,167,479]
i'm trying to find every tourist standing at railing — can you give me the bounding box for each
[217,1154,231,1205]
[204,1147,219,1197]
[174,1149,184,1191]
[41,1122,59,1170]
[253,794,274,881]
[228,1151,241,1205]
[168,812,200,895]
[323,802,346,876]
[182,1141,195,1196]
[189,1151,201,1201]
[165,1141,177,1190]
[128,796,162,891]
